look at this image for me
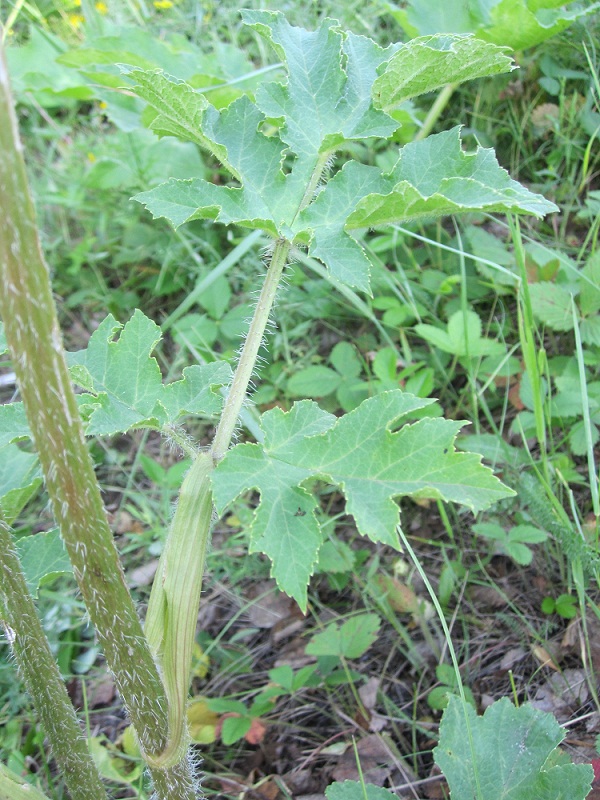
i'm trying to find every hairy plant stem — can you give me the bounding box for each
[0,44,196,799]
[211,237,291,462]
[0,520,107,800]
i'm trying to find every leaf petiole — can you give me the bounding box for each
[211,237,291,462]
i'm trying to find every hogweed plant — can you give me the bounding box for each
[0,10,591,800]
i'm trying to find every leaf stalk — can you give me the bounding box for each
[211,237,291,461]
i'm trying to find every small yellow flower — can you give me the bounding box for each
[67,12,85,26]
[87,152,96,162]
[154,0,173,8]
[98,101,108,110]
[95,1,108,13]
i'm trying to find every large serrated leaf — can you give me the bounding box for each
[128,13,551,294]
[244,10,399,160]
[67,309,231,436]
[211,402,334,608]
[374,34,513,111]
[346,128,557,229]
[213,391,514,607]
[434,695,593,800]
[119,67,226,162]
[386,0,600,52]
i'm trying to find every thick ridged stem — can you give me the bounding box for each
[0,520,108,800]
[0,43,196,791]
[210,238,291,462]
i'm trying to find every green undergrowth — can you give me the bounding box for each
[1,0,599,798]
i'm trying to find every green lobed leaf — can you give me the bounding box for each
[213,391,514,606]
[346,128,558,230]
[244,10,399,160]
[136,95,292,235]
[434,695,593,800]
[297,161,390,292]
[385,0,600,52]
[305,613,380,659]
[16,529,73,599]
[120,67,234,172]
[211,402,335,608]
[130,14,556,294]
[131,12,399,251]
[416,309,505,358]
[67,310,231,436]
[373,34,514,111]
[529,282,574,331]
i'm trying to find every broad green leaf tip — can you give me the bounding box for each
[126,11,556,295]
[212,391,515,607]
[434,695,593,800]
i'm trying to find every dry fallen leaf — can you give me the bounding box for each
[127,558,159,588]
[500,646,526,671]
[253,778,280,800]
[359,677,380,711]
[246,581,295,628]
[531,668,589,722]
[531,643,560,671]
[245,717,268,745]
